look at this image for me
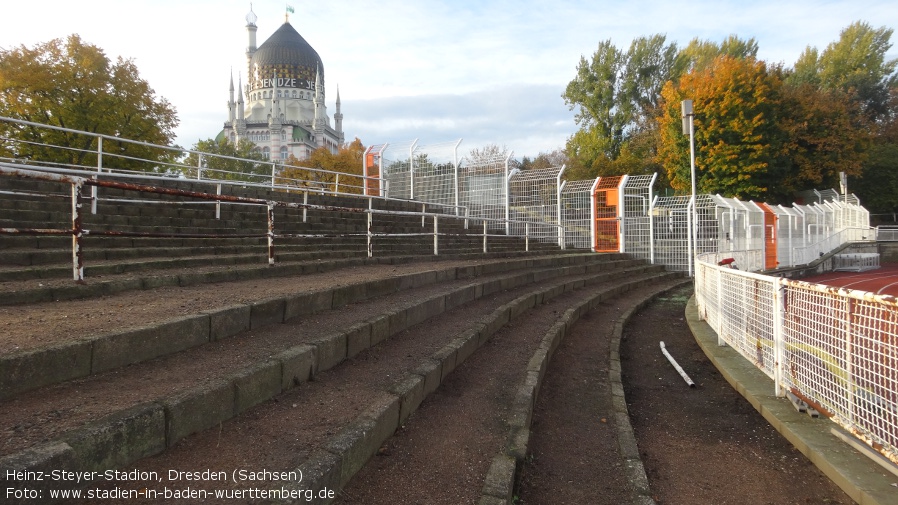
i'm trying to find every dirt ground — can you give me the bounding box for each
[621,286,854,505]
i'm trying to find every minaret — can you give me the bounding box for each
[312,66,325,148]
[245,5,258,79]
[236,74,246,141]
[227,71,236,125]
[334,85,344,145]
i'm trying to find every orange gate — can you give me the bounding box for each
[593,176,622,252]
[760,203,778,270]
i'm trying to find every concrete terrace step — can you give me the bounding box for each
[0,240,369,267]
[0,254,638,398]
[0,257,676,503]
[0,234,561,288]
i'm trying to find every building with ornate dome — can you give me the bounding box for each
[220,6,344,161]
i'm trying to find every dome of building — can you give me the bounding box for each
[248,22,323,91]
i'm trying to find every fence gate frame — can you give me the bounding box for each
[591,175,623,253]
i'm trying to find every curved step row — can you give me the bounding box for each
[0,253,635,399]
[330,275,688,505]
[1,257,676,504]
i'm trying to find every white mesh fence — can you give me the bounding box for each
[695,257,898,466]
[560,179,596,249]
[409,140,461,215]
[650,195,692,272]
[380,140,416,200]
[508,167,564,242]
[833,253,880,272]
[781,282,898,465]
[458,154,510,233]
[650,194,718,272]
[621,174,655,261]
[710,196,766,252]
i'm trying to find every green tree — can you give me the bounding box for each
[680,34,759,72]
[184,137,269,182]
[790,21,898,119]
[777,80,870,192]
[563,35,682,177]
[0,35,178,170]
[853,89,898,214]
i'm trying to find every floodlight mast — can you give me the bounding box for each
[681,99,697,276]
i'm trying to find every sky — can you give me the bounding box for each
[3,0,898,160]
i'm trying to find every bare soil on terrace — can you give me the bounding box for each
[1,261,860,504]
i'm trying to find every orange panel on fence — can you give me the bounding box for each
[761,203,778,270]
[364,153,380,196]
[593,176,622,253]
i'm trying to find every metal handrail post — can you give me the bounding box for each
[367,202,373,258]
[72,180,85,282]
[92,137,101,215]
[433,215,439,255]
[525,222,530,252]
[267,202,275,266]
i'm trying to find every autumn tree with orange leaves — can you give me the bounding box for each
[658,55,870,203]
[278,138,366,194]
[658,56,786,200]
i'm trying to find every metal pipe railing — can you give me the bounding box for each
[1,165,566,282]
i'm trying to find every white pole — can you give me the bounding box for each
[682,99,698,276]
[660,341,695,387]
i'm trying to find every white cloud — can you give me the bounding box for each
[3,0,897,159]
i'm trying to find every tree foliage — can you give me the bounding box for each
[853,89,898,214]
[658,56,786,200]
[794,21,898,120]
[680,34,759,72]
[279,138,366,194]
[657,55,872,203]
[467,143,510,166]
[0,35,178,170]
[777,81,870,191]
[519,149,569,171]
[562,35,683,176]
[563,24,893,207]
[183,137,269,182]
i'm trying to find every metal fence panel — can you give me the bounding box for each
[560,179,596,249]
[621,174,655,261]
[508,167,564,242]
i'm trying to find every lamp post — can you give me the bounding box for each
[681,99,697,276]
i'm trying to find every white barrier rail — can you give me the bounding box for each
[0,164,564,281]
[790,227,876,266]
[876,226,898,242]
[695,253,898,466]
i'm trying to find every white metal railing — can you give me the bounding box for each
[0,115,380,200]
[790,227,876,266]
[695,253,898,466]
[833,253,880,272]
[876,226,898,242]
[0,164,563,281]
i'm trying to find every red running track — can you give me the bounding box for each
[800,263,898,297]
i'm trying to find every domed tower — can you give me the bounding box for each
[221,6,344,162]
